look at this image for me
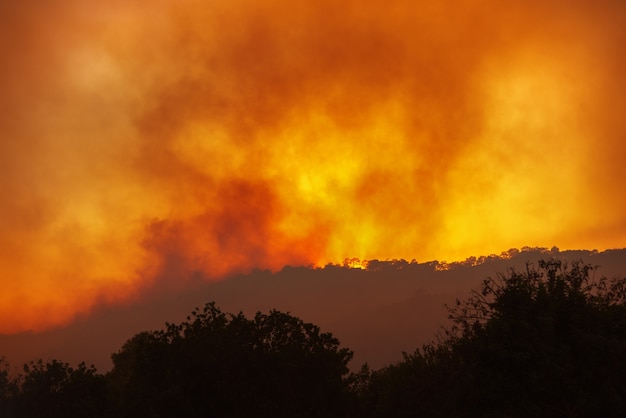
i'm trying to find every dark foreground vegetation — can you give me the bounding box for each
[1,260,625,417]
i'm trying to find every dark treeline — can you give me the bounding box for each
[1,260,626,417]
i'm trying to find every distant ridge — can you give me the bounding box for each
[338,246,617,271]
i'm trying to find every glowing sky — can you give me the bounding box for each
[1,0,625,332]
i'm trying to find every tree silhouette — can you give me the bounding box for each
[0,357,17,417]
[450,259,626,416]
[108,302,354,417]
[0,359,107,418]
[361,260,626,417]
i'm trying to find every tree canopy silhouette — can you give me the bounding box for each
[0,358,106,418]
[108,302,354,418]
[360,260,626,417]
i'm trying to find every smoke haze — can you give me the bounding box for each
[1,0,625,332]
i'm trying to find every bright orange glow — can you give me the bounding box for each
[1,0,625,332]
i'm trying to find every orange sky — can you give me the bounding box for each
[1,0,625,333]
